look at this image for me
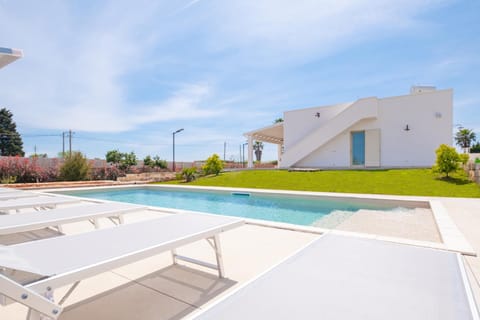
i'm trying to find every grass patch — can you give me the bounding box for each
[160,169,480,198]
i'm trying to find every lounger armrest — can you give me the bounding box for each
[0,274,63,319]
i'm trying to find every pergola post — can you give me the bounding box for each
[277,144,283,167]
[247,135,253,168]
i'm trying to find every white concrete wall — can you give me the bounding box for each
[289,89,453,168]
[283,102,351,149]
[378,89,452,167]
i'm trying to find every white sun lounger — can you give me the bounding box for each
[189,234,479,320]
[0,213,244,320]
[0,202,146,235]
[0,191,40,201]
[0,196,81,214]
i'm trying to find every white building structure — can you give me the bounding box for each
[244,86,453,169]
[0,47,23,69]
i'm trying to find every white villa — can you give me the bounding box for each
[245,86,453,169]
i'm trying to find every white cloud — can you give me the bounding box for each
[202,0,447,64]
[0,1,219,133]
[0,0,453,138]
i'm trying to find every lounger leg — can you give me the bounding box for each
[55,225,64,233]
[26,287,55,320]
[171,249,178,264]
[213,235,225,278]
[27,309,41,320]
[93,218,100,229]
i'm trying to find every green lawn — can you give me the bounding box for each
[162,169,480,198]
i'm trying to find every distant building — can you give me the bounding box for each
[244,87,453,169]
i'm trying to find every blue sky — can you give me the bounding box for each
[0,0,479,162]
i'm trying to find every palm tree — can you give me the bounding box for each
[455,128,476,153]
[253,141,264,162]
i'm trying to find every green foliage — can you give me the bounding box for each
[30,153,47,159]
[433,144,460,177]
[0,108,24,156]
[0,176,16,184]
[143,155,153,167]
[203,154,224,175]
[106,150,137,172]
[161,169,480,198]
[144,155,166,169]
[106,150,123,164]
[274,118,284,123]
[153,156,167,169]
[59,152,90,181]
[470,142,480,153]
[181,167,197,182]
[119,152,137,171]
[459,153,470,165]
[455,128,476,153]
[475,158,480,164]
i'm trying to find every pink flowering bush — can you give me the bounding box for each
[89,166,121,180]
[0,156,59,183]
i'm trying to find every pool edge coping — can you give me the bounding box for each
[41,184,476,256]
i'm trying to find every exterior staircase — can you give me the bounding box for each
[280,97,379,168]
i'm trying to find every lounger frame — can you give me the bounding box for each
[0,214,243,320]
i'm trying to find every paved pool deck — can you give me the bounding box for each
[0,189,479,319]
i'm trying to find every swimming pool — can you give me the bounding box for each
[61,186,420,228]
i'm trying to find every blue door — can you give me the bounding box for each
[351,131,365,166]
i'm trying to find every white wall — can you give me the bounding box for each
[284,102,351,149]
[378,89,452,167]
[289,89,453,168]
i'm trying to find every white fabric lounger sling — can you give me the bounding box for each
[189,234,479,320]
[0,196,81,214]
[0,191,40,201]
[0,202,146,235]
[0,213,244,320]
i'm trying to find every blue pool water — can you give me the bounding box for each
[62,187,402,227]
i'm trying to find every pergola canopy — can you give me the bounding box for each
[0,47,23,69]
[243,122,284,145]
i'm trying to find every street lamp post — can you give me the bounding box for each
[172,128,184,172]
[242,142,248,168]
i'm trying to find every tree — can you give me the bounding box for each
[274,118,284,123]
[455,128,476,153]
[106,150,122,165]
[203,153,223,175]
[470,142,480,153]
[153,155,167,169]
[433,144,460,178]
[0,108,24,156]
[59,152,90,181]
[143,155,153,167]
[119,152,137,171]
[253,141,264,162]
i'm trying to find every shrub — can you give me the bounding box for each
[459,153,470,166]
[470,142,480,153]
[153,156,167,169]
[182,167,197,182]
[143,155,153,167]
[203,154,224,176]
[432,144,460,177]
[59,152,90,181]
[475,158,480,164]
[0,156,59,183]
